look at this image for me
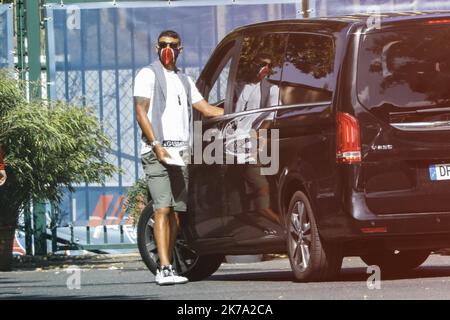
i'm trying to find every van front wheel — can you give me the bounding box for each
[137,204,224,281]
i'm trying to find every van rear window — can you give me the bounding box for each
[357,26,450,120]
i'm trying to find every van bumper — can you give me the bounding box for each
[319,191,450,253]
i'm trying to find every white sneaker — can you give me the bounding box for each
[155,267,175,286]
[169,266,189,285]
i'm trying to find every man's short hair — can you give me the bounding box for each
[255,53,272,62]
[158,30,181,43]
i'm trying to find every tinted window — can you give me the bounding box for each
[209,59,231,104]
[203,40,236,107]
[279,33,335,105]
[232,33,287,113]
[358,26,450,120]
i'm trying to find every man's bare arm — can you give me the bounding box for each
[135,96,155,142]
[192,99,224,118]
[134,96,170,161]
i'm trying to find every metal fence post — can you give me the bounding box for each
[24,204,33,255]
[25,0,42,100]
[50,205,58,253]
[302,0,309,18]
[16,0,33,254]
[25,0,46,255]
[32,202,47,255]
[16,0,26,84]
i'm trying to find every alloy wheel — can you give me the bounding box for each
[289,201,312,272]
[145,215,199,274]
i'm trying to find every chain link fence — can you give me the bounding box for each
[0,4,13,70]
[8,0,450,253]
[44,1,299,229]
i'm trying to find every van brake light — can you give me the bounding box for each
[336,112,361,164]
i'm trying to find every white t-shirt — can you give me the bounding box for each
[235,82,280,113]
[133,67,204,154]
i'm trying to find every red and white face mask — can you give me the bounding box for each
[159,47,180,66]
[257,64,271,81]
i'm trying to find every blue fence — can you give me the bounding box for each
[0,4,14,70]
[42,0,450,238]
[309,0,450,16]
[44,1,299,228]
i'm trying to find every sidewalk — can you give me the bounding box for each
[11,253,287,272]
[12,253,145,271]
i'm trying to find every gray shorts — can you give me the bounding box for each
[141,149,189,212]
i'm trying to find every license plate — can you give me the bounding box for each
[429,164,450,181]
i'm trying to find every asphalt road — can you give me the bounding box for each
[1,254,450,300]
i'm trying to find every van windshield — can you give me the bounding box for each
[357,26,450,121]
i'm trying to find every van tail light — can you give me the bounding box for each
[336,112,361,164]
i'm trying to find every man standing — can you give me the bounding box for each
[134,30,223,285]
[0,144,6,187]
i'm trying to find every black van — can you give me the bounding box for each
[138,12,450,282]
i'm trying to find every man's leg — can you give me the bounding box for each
[153,207,172,267]
[162,155,189,284]
[167,158,188,263]
[156,208,179,265]
[141,150,187,285]
[168,210,180,263]
[166,209,188,284]
[141,150,174,268]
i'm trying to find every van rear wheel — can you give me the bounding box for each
[137,203,224,281]
[286,191,342,282]
[360,249,430,274]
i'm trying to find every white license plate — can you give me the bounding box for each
[429,164,450,181]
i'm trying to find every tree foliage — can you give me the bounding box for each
[0,72,117,224]
[123,178,150,226]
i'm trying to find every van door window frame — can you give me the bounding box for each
[198,36,242,119]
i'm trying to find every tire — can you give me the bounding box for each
[360,249,430,274]
[137,203,224,281]
[285,191,342,282]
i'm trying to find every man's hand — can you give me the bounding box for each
[154,145,171,163]
[0,170,6,187]
[193,99,224,118]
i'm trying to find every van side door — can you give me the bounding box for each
[189,36,240,240]
[218,31,289,243]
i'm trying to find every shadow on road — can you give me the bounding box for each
[0,294,156,300]
[210,270,294,282]
[0,279,41,285]
[208,265,450,283]
[340,265,450,282]
[0,279,157,290]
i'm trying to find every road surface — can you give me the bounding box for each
[1,254,450,300]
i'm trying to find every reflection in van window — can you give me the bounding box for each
[233,33,287,113]
[280,33,335,105]
[358,27,450,122]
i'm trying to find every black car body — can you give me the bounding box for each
[138,12,450,281]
